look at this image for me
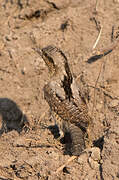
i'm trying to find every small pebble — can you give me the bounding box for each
[78,153,88,164]
[110,99,119,107]
[91,147,101,162]
[88,157,99,169]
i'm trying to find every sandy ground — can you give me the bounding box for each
[0,0,119,179]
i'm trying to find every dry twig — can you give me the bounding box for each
[93,25,103,49]
[54,156,77,174]
[95,0,99,12]
[91,53,105,117]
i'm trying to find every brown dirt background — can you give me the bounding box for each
[0,0,119,179]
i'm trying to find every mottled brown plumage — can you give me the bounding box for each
[37,45,92,155]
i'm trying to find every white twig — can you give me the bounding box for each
[93,26,103,50]
[95,0,99,12]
